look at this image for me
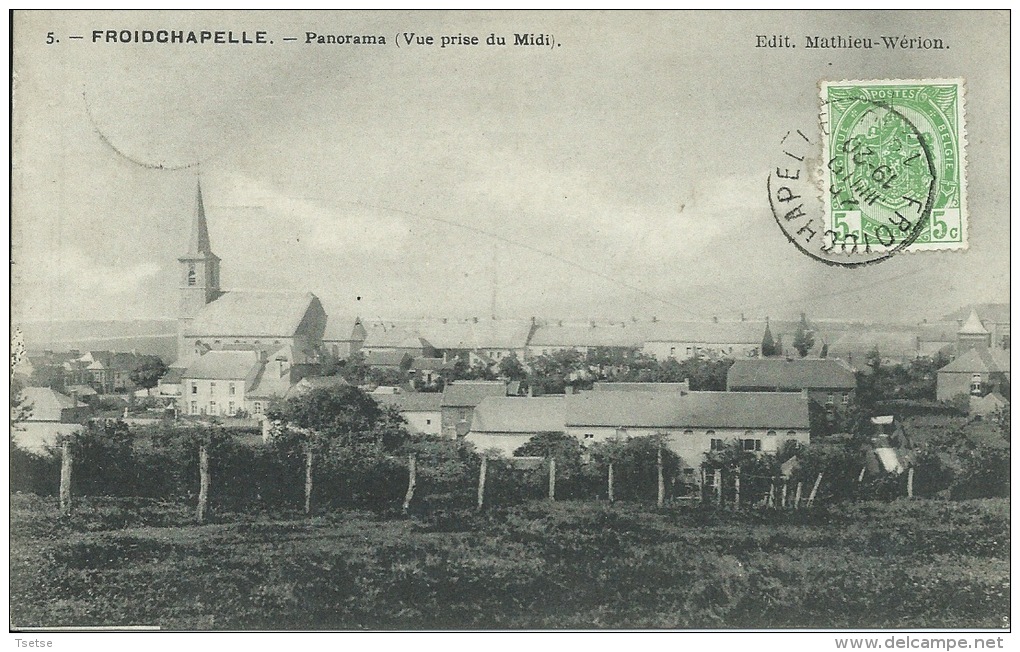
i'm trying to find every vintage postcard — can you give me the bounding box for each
[9,9,1011,643]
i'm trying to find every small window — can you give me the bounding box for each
[187,264,196,286]
[190,401,197,415]
[191,383,197,395]
[686,346,693,356]
[426,419,432,425]
[741,439,762,452]
[787,430,797,438]
[253,402,263,415]
[670,347,676,357]
[584,433,595,440]
[842,392,850,405]
[228,401,235,416]
[826,393,835,406]
[209,400,217,414]
[767,430,776,437]
[970,374,982,394]
[683,429,693,437]
[710,438,724,451]
[229,383,236,396]
[210,382,216,394]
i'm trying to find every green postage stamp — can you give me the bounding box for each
[820,79,967,253]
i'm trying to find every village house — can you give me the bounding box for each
[359,322,437,360]
[943,303,1010,351]
[15,387,91,453]
[936,347,1010,402]
[526,320,644,357]
[179,350,262,417]
[641,320,768,361]
[440,380,508,438]
[563,390,810,470]
[419,317,536,365]
[373,391,444,436]
[465,396,565,455]
[726,357,857,412]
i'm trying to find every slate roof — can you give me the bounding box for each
[938,347,1011,374]
[529,322,646,348]
[182,350,261,380]
[642,320,768,345]
[441,381,507,407]
[362,325,430,350]
[564,391,810,430]
[374,392,444,412]
[727,358,856,390]
[22,387,87,421]
[187,291,322,338]
[471,396,566,433]
[364,350,412,367]
[418,318,534,350]
[958,309,990,335]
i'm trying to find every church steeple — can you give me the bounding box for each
[178,180,222,361]
[188,182,215,256]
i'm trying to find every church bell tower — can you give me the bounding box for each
[177,182,221,360]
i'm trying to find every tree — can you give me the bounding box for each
[792,313,815,358]
[130,356,169,389]
[497,353,527,382]
[761,323,777,357]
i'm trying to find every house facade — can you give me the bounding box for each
[373,391,444,436]
[563,390,810,469]
[641,321,768,361]
[936,347,1010,402]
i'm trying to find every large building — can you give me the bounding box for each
[726,358,857,411]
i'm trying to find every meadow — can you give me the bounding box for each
[10,494,1010,630]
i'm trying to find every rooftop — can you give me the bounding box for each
[441,380,507,407]
[471,396,565,433]
[727,358,856,390]
[187,291,323,338]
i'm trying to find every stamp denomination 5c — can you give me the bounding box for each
[820,79,967,253]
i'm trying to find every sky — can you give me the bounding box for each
[11,10,1010,325]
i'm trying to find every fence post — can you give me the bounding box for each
[734,470,740,509]
[714,468,722,506]
[768,481,776,509]
[700,467,706,504]
[403,454,416,514]
[794,481,803,509]
[608,462,615,503]
[858,466,866,483]
[781,480,788,509]
[197,443,210,524]
[304,444,314,516]
[476,456,487,511]
[59,440,73,517]
[656,442,665,508]
[548,457,556,501]
[806,472,823,506]
[907,467,914,499]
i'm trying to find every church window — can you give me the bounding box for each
[187,264,196,286]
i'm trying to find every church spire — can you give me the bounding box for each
[188,181,215,256]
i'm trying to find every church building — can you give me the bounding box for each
[173,183,329,416]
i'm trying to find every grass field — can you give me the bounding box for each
[9,494,1009,630]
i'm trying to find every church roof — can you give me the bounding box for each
[186,291,322,338]
[958,309,990,335]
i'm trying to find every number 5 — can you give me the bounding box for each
[46,32,55,44]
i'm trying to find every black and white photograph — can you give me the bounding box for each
[8,9,1012,642]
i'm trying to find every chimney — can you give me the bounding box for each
[473,316,479,324]
[741,313,745,322]
[590,320,596,328]
[713,316,718,323]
